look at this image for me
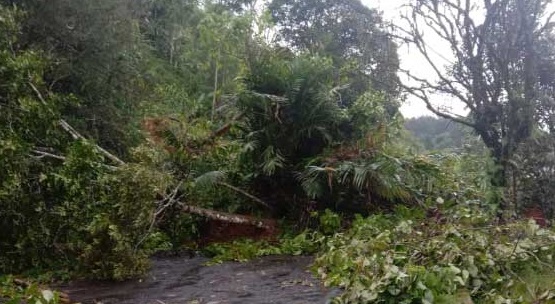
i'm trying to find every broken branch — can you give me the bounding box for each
[28,82,125,166]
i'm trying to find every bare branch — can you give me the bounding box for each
[536,11,555,35]
[134,181,184,252]
[400,82,476,128]
[30,148,119,170]
[399,68,476,111]
[30,149,66,161]
[402,11,473,106]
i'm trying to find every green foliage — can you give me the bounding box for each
[318,209,342,235]
[3,0,554,295]
[7,0,153,154]
[0,9,175,277]
[423,153,493,203]
[238,50,410,214]
[236,51,350,213]
[0,276,61,304]
[513,133,555,218]
[143,0,253,108]
[1,139,174,280]
[240,53,343,168]
[77,161,172,280]
[347,91,401,141]
[203,231,324,264]
[313,205,555,303]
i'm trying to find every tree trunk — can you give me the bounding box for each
[211,48,220,121]
[182,204,273,230]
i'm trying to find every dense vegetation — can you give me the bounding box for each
[1,0,555,303]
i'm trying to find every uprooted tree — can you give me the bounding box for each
[400,0,555,191]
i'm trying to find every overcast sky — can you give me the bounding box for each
[361,0,469,118]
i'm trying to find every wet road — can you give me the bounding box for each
[58,256,338,304]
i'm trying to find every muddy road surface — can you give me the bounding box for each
[58,255,339,304]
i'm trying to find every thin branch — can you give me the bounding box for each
[399,81,476,128]
[30,148,119,170]
[30,149,66,161]
[134,181,184,252]
[408,26,471,105]
[536,11,555,36]
[400,68,467,97]
[218,181,272,210]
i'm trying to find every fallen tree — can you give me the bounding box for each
[31,82,274,232]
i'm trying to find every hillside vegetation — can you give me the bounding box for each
[1,0,555,303]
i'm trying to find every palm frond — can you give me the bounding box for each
[194,170,226,188]
[261,146,285,176]
[298,166,335,199]
[299,150,439,205]
[353,165,370,190]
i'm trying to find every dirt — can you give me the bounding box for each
[57,255,340,304]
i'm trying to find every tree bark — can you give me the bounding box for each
[182,204,273,229]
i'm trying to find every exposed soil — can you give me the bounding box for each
[57,255,339,304]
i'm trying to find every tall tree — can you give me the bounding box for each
[269,0,400,109]
[400,0,555,186]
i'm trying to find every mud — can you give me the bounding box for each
[58,255,339,304]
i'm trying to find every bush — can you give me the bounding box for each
[77,161,172,280]
[0,140,173,280]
